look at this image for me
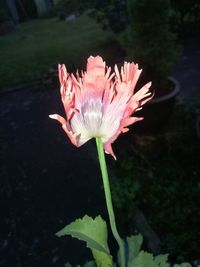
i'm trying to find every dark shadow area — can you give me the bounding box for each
[0,88,109,267]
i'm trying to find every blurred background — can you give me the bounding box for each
[0,0,200,267]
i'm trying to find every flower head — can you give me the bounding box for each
[49,56,153,159]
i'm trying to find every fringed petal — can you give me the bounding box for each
[50,56,153,158]
[122,116,144,128]
[49,114,79,146]
[83,56,106,90]
[58,64,68,87]
[86,56,105,76]
[104,142,116,160]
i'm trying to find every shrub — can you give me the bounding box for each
[125,0,181,96]
[170,0,200,38]
[91,0,128,33]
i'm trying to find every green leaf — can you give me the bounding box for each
[129,251,155,267]
[57,215,113,267]
[129,251,170,267]
[92,249,113,267]
[56,215,110,254]
[154,254,169,267]
[126,235,170,267]
[127,234,143,263]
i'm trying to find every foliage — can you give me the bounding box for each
[126,234,143,263]
[111,177,140,210]
[58,224,192,267]
[56,215,110,254]
[110,105,200,262]
[90,0,200,38]
[90,0,127,33]
[124,0,181,96]
[57,215,112,267]
[170,0,200,38]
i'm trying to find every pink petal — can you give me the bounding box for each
[49,114,67,125]
[104,142,116,160]
[86,56,105,76]
[50,56,154,158]
[49,114,79,146]
[122,117,144,128]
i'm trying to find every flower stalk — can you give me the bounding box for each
[96,137,125,267]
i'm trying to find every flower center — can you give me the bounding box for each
[81,97,104,137]
[70,97,105,141]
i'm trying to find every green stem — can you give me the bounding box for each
[96,137,125,267]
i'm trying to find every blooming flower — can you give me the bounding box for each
[49,56,153,159]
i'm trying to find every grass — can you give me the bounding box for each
[0,14,114,90]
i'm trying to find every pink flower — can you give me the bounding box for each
[49,56,153,159]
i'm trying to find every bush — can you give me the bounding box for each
[125,0,181,95]
[91,0,128,33]
[170,0,200,39]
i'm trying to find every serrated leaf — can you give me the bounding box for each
[92,248,113,267]
[129,251,155,267]
[118,234,142,267]
[56,215,110,254]
[127,234,143,260]
[155,254,169,267]
[125,234,143,267]
[129,251,171,267]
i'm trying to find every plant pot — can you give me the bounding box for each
[134,76,180,133]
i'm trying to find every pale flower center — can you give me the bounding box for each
[70,96,121,143]
[80,97,103,137]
